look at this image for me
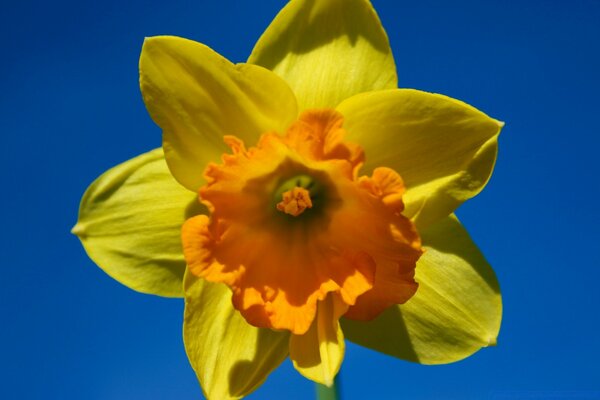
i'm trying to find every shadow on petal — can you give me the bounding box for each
[341,306,419,362]
[256,0,389,63]
[185,198,209,219]
[420,215,501,295]
[228,328,289,397]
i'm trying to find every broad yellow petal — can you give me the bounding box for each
[338,89,503,229]
[183,271,289,399]
[248,0,396,109]
[140,36,298,191]
[341,215,502,364]
[73,149,199,297]
[289,295,346,386]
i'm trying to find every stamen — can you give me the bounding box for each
[277,187,313,217]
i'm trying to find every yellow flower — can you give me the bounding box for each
[73,0,503,398]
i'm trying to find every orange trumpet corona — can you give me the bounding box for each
[182,109,423,334]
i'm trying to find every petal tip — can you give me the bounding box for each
[141,35,158,47]
[71,222,85,237]
[486,335,498,347]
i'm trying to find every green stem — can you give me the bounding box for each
[315,375,340,400]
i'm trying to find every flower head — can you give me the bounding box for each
[74,0,503,398]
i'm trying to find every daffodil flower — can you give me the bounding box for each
[73,0,503,399]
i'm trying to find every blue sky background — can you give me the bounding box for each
[1,0,599,399]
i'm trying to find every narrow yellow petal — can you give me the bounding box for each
[341,215,502,364]
[73,149,198,297]
[183,271,289,399]
[289,295,347,386]
[248,0,396,109]
[140,36,298,191]
[338,89,503,229]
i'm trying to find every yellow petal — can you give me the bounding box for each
[337,89,503,229]
[72,149,199,297]
[140,36,298,191]
[341,215,502,364]
[183,271,289,399]
[289,295,347,386]
[248,0,397,109]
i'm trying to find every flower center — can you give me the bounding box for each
[274,175,316,217]
[277,187,312,216]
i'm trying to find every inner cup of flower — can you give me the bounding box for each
[268,161,341,226]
